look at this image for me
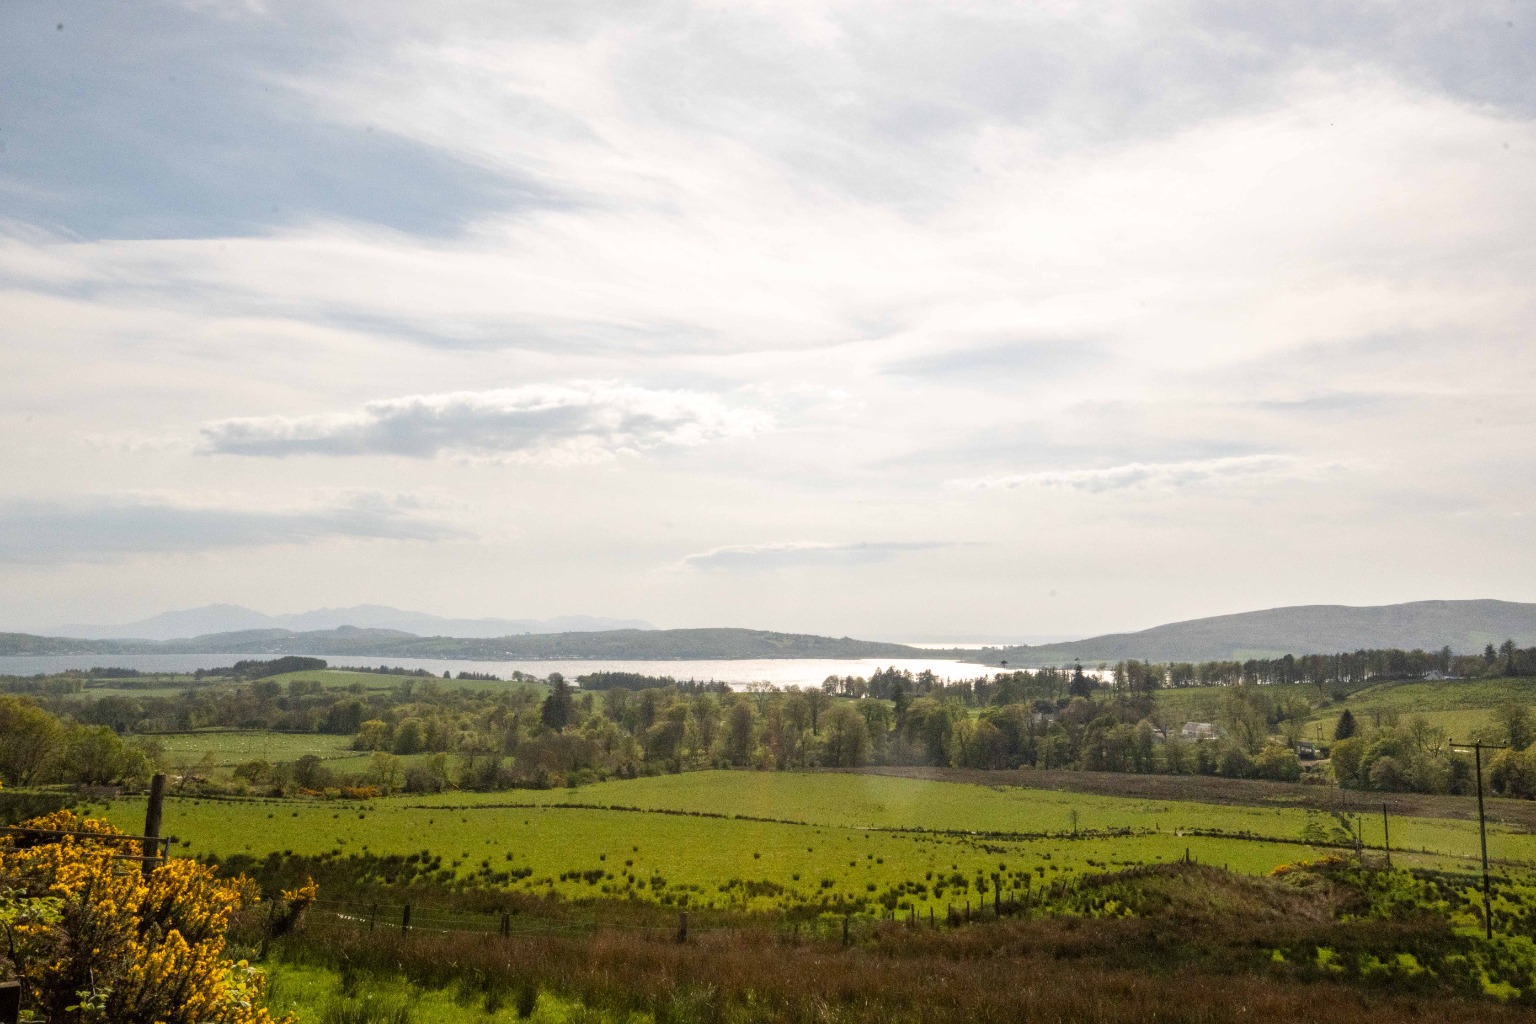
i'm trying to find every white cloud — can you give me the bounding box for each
[948,455,1336,493]
[683,540,953,572]
[200,383,772,461]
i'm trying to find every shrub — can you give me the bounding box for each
[0,809,292,1023]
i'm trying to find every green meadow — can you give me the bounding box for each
[151,730,361,767]
[98,771,1531,915]
[270,668,550,696]
[1150,675,1532,743]
[1304,677,1536,741]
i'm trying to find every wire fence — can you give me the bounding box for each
[0,824,171,872]
[298,876,1079,947]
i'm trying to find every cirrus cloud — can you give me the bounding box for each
[200,383,773,461]
[947,455,1334,493]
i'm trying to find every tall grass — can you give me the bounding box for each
[270,877,1530,1024]
[318,993,414,1024]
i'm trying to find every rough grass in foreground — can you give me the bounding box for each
[254,863,1536,1021]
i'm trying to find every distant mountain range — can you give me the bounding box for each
[976,600,1536,666]
[44,604,654,641]
[3,599,1531,665]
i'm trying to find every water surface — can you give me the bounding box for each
[0,653,999,689]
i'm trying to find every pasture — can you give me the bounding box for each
[269,668,550,696]
[151,730,360,767]
[1304,676,1536,742]
[98,771,1532,916]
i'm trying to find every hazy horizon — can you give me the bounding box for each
[3,3,1533,637]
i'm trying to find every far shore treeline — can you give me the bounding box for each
[2,642,1535,806]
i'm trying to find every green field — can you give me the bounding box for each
[98,771,1532,915]
[263,963,584,1024]
[1148,675,1531,744]
[151,731,362,767]
[1304,677,1536,741]
[270,668,549,696]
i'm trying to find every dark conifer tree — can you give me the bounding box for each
[541,679,575,733]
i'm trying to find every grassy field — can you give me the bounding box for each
[1148,675,1530,743]
[144,729,447,783]
[270,668,549,696]
[151,731,361,767]
[264,962,585,1024]
[97,771,1531,916]
[1305,677,1536,741]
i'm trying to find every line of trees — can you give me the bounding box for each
[5,641,1534,798]
[1107,641,1536,691]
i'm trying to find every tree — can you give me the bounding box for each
[60,725,136,786]
[722,700,756,766]
[291,754,332,791]
[355,719,391,751]
[805,689,832,736]
[1253,741,1302,782]
[1368,755,1410,792]
[541,679,575,733]
[232,758,277,788]
[902,698,962,766]
[1491,747,1536,798]
[1219,688,1268,752]
[0,697,65,785]
[821,703,870,767]
[392,719,424,755]
[1333,709,1357,741]
[1494,698,1534,751]
[1330,736,1364,787]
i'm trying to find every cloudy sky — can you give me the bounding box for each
[1,1,1532,638]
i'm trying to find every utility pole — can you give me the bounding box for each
[1450,739,1506,940]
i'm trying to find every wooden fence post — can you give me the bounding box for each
[141,773,166,878]
[402,903,412,935]
[0,980,20,1024]
[842,915,850,946]
[369,904,378,933]
[676,912,688,943]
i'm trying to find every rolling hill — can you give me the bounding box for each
[3,599,1532,665]
[981,600,1536,666]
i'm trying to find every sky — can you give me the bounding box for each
[1,0,1533,639]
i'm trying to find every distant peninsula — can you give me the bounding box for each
[0,626,932,661]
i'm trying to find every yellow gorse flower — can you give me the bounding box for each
[0,810,294,1024]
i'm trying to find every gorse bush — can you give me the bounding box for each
[0,809,305,1024]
